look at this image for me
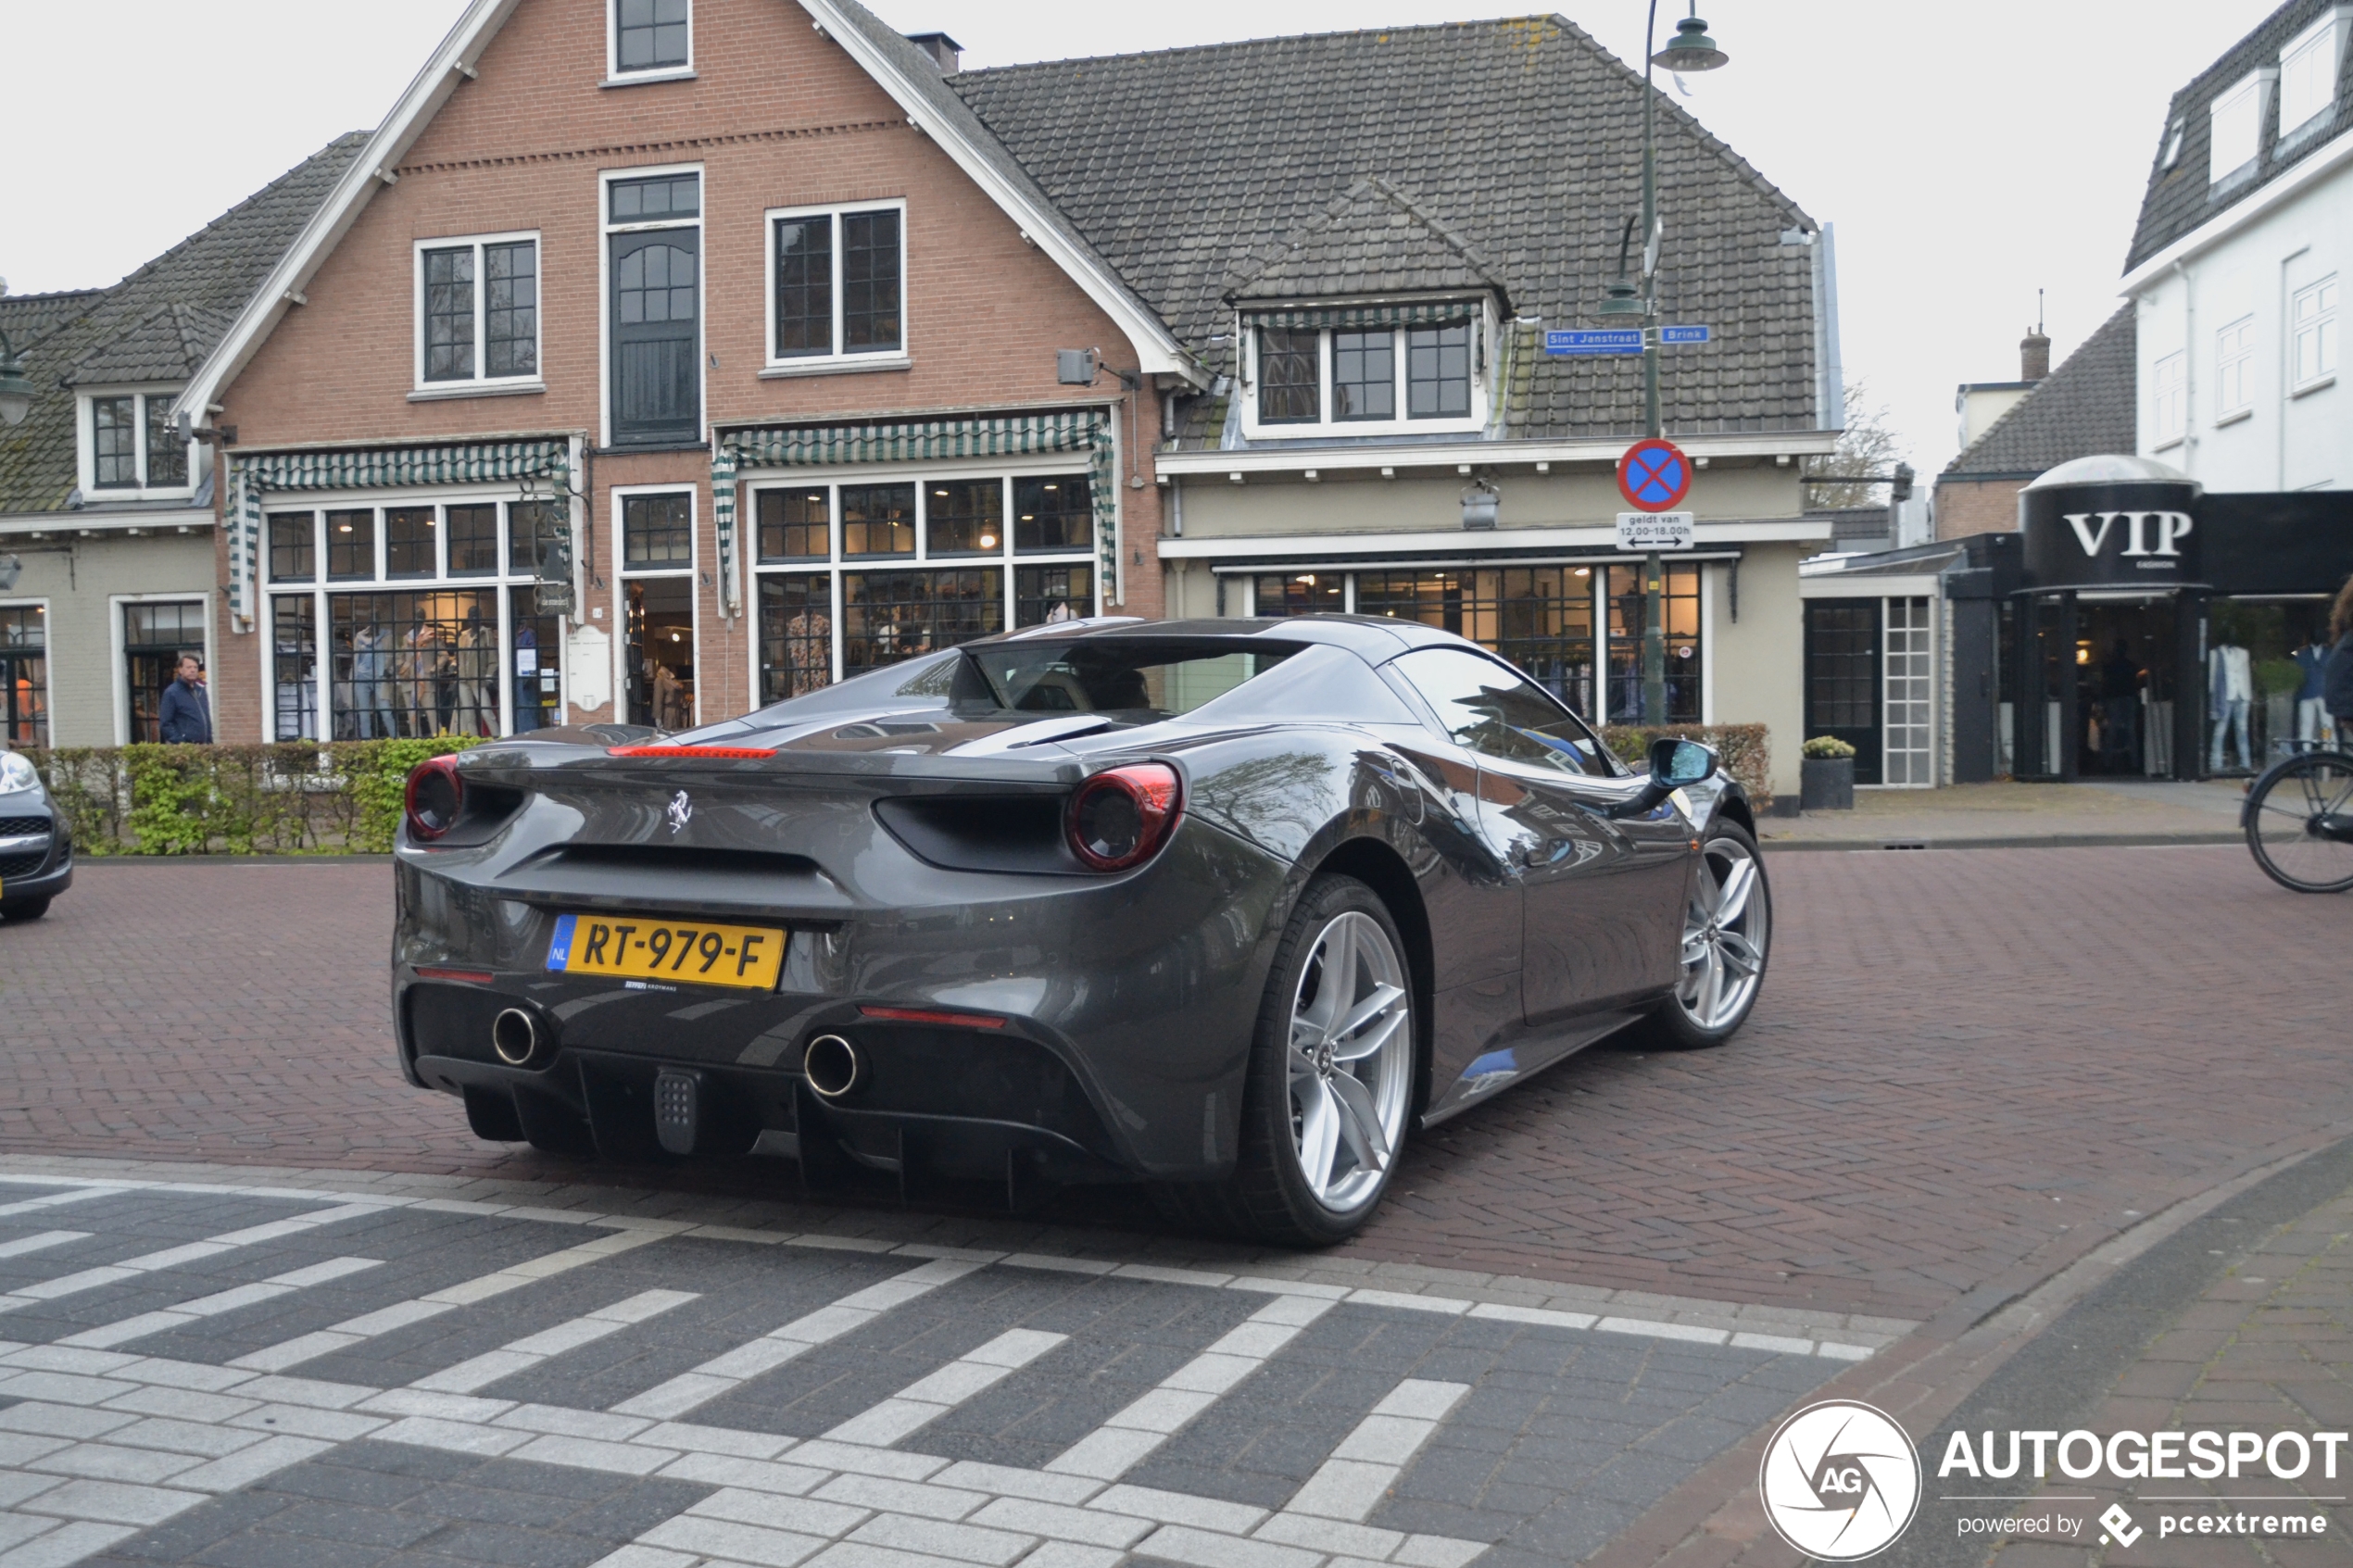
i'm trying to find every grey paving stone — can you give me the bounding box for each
[105,1487,295,1559]
[692,1264,1126,1439]
[479,1240,911,1411]
[265,1499,447,1549]
[95,1443,714,1568]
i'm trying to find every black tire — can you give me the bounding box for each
[1634,819,1770,1049]
[0,898,50,922]
[2245,752,2353,894]
[1151,874,1417,1247]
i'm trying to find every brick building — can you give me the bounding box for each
[171,1,1842,795]
[0,141,362,746]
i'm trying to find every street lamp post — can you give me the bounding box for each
[0,326,34,429]
[1632,3,1728,725]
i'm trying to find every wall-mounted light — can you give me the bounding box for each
[1461,478,1500,531]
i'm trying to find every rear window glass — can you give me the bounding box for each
[969,640,1298,718]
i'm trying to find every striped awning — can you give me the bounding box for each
[1242,301,1479,330]
[710,412,1116,615]
[225,438,571,628]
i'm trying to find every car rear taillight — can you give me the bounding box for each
[1066,762,1182,872]
[404,756,464,842]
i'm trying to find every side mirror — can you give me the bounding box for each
[1649,736,1717,787]
[1612,737,1718,817]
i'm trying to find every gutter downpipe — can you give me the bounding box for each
[2173,258,2196,479]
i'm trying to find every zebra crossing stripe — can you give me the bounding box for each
[0,1187,128,1220]
[57,1258,384,1350]
[1282,1377,1470,1523]
[0,1204,389,1314]
[820,1327,1066,1447]
[609,1257,984,1422]
[227,1228,665,1374]
[407,1288,700,1396]
[0,1232,90,1261]
[1043,1292,1336,1481]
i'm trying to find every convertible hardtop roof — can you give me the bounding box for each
[970,614,1470,660]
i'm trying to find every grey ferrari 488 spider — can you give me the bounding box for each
[393,616,1769,1243]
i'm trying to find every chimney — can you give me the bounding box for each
[904,31,963,72]
[2020,327,2050,383]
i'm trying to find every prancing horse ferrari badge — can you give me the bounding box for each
[666,790,693,834]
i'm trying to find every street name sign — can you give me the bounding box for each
[1659,325,1712,344]
[1546,329,1642,356]
[1617,511,1695,551]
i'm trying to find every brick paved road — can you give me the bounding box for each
[0,1173,1855,1568]
[2,847,2344,1325]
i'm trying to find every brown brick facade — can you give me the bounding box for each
[210,0,1166,738]
[1933,477,2025,541]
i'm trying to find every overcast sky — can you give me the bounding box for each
[0,1,2267,479]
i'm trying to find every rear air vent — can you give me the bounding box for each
[873,795,1087,874]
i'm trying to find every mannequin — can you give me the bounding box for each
[2295,633,2337,749]
[456,608,497,736]
[2209,641,2252,771]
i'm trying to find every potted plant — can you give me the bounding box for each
[1800,735,1856,811]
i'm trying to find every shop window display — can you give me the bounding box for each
[329,591,499,740]
[0,608,46,748]
[1605,562,1701,723]
[2208,598,2336,772]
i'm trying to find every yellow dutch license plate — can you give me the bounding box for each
[546,913,786,991]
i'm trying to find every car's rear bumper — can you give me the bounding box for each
[391,817,1295,1182]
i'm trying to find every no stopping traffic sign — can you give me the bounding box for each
[1617,438,1692,511]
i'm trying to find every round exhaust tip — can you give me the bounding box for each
[803,1034,862,1099]
[492,1009,541,1067]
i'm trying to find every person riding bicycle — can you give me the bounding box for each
[2330,574,2353,726]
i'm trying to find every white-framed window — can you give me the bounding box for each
[0,599,49,749]
[1239,311,1491,438]
[115,595,212,746]
[613,484,698,731]
[602,165,703,448]
[2280,9,2349,141]
[80,390,194,495]
[413,232,541,394]
[2209,69,2274,182]
[2295,274,2339,389]
[765,201,908,371]
[2214,315,2256,420]
[261,495,569,741]
[608,0,690,81]
[746,461,1101,704]
[2152,350,2187,446]
[2161,117,2187,170]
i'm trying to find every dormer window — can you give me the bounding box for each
[85,392,192,495]
[2279,8,2349,143]
[610,0,690,80]
[2209,69,2273,185]
[1242,309,1488,437]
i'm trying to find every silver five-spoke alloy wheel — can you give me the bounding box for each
[1677,835,1769,1031]
[1287,910,1413,1214]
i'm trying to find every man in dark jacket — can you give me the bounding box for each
[157,654,212,745]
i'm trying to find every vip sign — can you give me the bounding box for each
[2063,510,2195,564]
[2020,478,2205,591]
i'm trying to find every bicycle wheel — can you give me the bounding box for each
[2246,751,2353,894]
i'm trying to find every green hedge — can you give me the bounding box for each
[29,740,484,856]
[1602,722,1773,809]
[26,722,1771,856]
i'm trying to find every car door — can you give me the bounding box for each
[1389,646,1692,1023]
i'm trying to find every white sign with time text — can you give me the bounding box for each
[1616,511,1695,551]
